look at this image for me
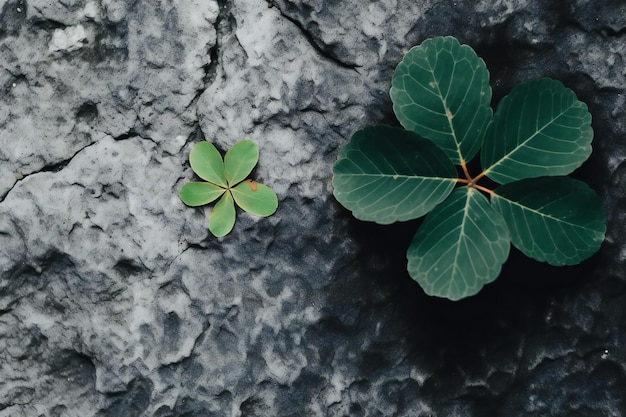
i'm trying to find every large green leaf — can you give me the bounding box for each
[390,36,492,165]
[491,176,605,265]
[481,78,593,184]
[190,141,228,187]
[179,182,226,206]
[224,140,259,186]
[407,187,510,300]
[332,125,457,224]
[231,180,278,217]
[209,192,236,237]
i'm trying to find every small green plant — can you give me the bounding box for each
[332,36,606,300]
[180,140,278,237]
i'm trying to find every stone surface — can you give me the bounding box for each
[1,0,625,416]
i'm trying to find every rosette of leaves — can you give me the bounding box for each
[332,36,606,300]
[180,140,278,237]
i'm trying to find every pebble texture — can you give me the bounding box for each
[1,0,625,416]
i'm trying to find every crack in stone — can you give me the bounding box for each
[31,16,68,31]
[0,141,99,203]
[113,127,162,152]
[270,1,361,72]
[173,1,234,151]
[203,0,235,88]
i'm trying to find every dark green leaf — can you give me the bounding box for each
[390,36,492,165]
[231,180,278,217]
[179,182,226,207]
[224,140,259,186]
[190,141,228,187]
[407,187,510,300]
[209,192,236,237]
[491,176,605,265]
[332,125,457,224]
[481,78,593,184]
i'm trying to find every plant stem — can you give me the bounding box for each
[470,170,487,186]
[460,158,472,181]
[457,176,493,195]
[472,183,494,195]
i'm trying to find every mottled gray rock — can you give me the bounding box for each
[1,0,625,416]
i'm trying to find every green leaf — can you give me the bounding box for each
[491,176,605,265]
[332,125,457,224]
[190,142,228,187]
[224,140,259,186]
[481,78,593,184]
[179,182,226,206]
[209,192,236,237]
[390,36,492,165]
[231,180,278,217]
[407,187,510,300]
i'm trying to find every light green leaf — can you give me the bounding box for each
[179,182,226,207]
[390,36,492,165]
[209,192,236,237]
[224,140,259,186]
[332,125,457,224]
[491,176,605,265]
[190,141,228,187]
[481,78,593,184]
[231,180,278,217]
[407,187,510,300]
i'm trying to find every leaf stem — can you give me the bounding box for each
[472,183,494,195]
[460,159,472,181]
[470,170,488,186]
[457,177,493,195]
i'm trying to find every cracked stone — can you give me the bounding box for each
[1,0,626,416]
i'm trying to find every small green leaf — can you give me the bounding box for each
[224,140,259,186]
[332,125,457,224]
[407,188,510,300]
[481,78,593,184]
[190,142,228,187]
[209,192,236,237]
[179,182,226,206]
[491,176,605,265]
[231,180,278,217]
[390,36,492,165]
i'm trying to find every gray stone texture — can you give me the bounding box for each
[1,0,625,416]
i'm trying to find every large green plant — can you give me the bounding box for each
[180,140,278,237]
[332,36,606,300]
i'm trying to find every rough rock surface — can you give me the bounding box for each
[1,0,625,416]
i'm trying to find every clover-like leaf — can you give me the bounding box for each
[491,176,605,265]
[231,180,278,217]
[190,141,228,187]
[330,36,606,301]
[332,125,457,224]
[209,192,236,237]
[180,140,278,237]
[390,36,492,165]
[224,140,259,186]
[179,182,226,206]
[407,188,510,300]
[481,78,593,184]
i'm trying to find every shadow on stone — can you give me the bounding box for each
[341,211,606,354]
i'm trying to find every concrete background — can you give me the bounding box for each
[1,0,625,415]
